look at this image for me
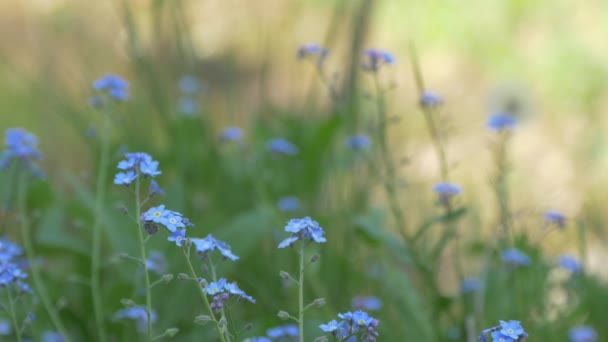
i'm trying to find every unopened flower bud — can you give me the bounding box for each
[118,205,129,215]
[277,310,290,320]
[310,254,320,263]
[177,273,189,280]
[218,317,227,329]
[194,315,212,326]
[164,328,179,337]
[312,298,326,308]
[120,298,136,307]
[162,274,174,283]
[279,270,291,280]
[118,252,130,260]
[144,221,159,235]
[243,323,253,331]
[198,278,208,287]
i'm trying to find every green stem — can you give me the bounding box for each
[182,247,227,342]
[91,109,111,342]
[134,177,153,341]
[7,286,22,342]
[494,133,512,240]
[18,173,71,341]
[298,242,305,342]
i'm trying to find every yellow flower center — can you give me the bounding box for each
[507,329,514,334]
[154,211,161,217]
[358,319,365,325]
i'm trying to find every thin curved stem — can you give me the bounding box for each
[18,173,71,341]
[134,176,153,341]
[298,242,305,342]
[7,286,22,342]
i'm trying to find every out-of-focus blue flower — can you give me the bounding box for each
[167,229,186,247]
[278,196,300,212]
[191,234,239,261]
[0,238,23,263]
[179,75,201,94]
[247,338,272,342]
[93,74,129,101]
[569,326,597,342]
[545,211,566,228]
[345,134,371,150]
[267,138,298,156]
[41,331,64,342]
[362,49,394,71]
[502,248,531,267]
[267,324,299,338]
[434,183,462,196]
[0,320,11,335]
[114,152,162,185]
[278,217,326,248]
[324,311,378,341]
[145,251,167,275]
[461,278,482,294]
[220,127,243,141]
[0,128,44,176]
[297,43,329,61]
[178,96,198,116]
[558,255,582,273]
[148,180,165,196]
[352,296,382,311]
[487,113,517,131]
[319,320,340,333]
[420,91,443,108]
[0,262,30,293]
[114,307,157,333]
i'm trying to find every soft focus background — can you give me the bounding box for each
[0,0,607,341]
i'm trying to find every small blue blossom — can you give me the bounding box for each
[93,74,129,101]
[278,217,326,248]
[267,138,298,156]
[0,128,44,176]
[434,182,462,205]
[499,320,525,339]
[220,127,243,141]
[145,251,167,275]
[178,96,198,115]
[0,320,11,335]
[478,320,527,342]
[319,320,340,333]
[297,43,329,59]
[545,210,566,228]
[558,255,582,273]
[569,326,597,342]
[491,330,515,342]
[420,91,443,108]
[148,180,165,196]
[114,307,157,333]
[191,234,239,261]
[325,311,379,341]
[167,229,186,246]
[267,324,299,338]
[502,248,531,267]
[461,278,482,294]
[247,338,272,342]
[114,171,137,185]
[345,134,371,150]
[0,238,23,263]
[487,113,517,131]
[352,296,382,311]
[206,278,227,295]
[141,205,192,233]
[114,152,162,185]
[278,196,300,212]
[352,310,373,326]
[362,49,394,71]
[41,331,64,342]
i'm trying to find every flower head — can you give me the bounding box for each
[461,278,482,294]
[420,91,443,108]
[558,255,582,273]
[319,320,340,333]
[545,211,566,228]
[502,248,531,267]
[297,43,329,68]
[191,234,239,261]
[278,196,300,212]
[0,128,44,176]
[278,217,326,248]
[41,331,64,342]
[267,324,299,338]
[114,152,162,186]
[487,113,517,131]
[345,134,371,150]
[362,49,394,72]
[93,74,129,101]
[267,138,298,156]
[352,296,382,311]
[324,311,378,341]
[478,320,527,342]
[141,205,192,234]
[148,180,165,196]
[114,307,157,333]
[569,326,597,342]
[167,229,186,247]
[220,127,243,141]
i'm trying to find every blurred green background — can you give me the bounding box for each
[0,0,607,341]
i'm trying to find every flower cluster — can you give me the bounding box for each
[362,49,394,72]
[320,310,379,341]
[345,134,371,150]
[191,234,239,261]
[487,113,517,131]
[278,217,326,248]
[0,128,44,176]
[93,74,129,101]
[568,326,597,342]
[114,307,158,333]
[420,91,443,108]
[114,152,162,185]
[558,255,582,274]
[545,210,566,228]
[140,205,193,243]
[204,278,255,313]
[433,182,462,205]
[297,43,329,67]
[267,324,299,340]
[478,320,527,342]
[219,126,243,142]
[267,138,298,156]
[502,248,531,268]
[0,238,32,294]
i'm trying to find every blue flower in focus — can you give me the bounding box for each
[278,217,326,248]
[93,74,129,101]
[0,128,44,176]
[487,113,517,131]
[220,127,243,141]
[278,196,300,212]
[499,320,525,340]
[114,307,157,333]
[461,278,482,294]
[502,248,531,267]
[167,229,186,246]
[41,331,64,342]
[205,278,255,305]
[345,134,371,150]
[206,278,227,295]
[545,210,566,228]
[267,324,299,338]
[191,234,239,261]
[420,91,443,108]
[491,330,515,342]
[267,138,298,156]
[141,205,192,234]
[558,255,582,273]
[352,296,382,311]
[324,311,379,341]
[148,180,165,196]
[179,75,201,94]
[569,326,597,342]
[114,152,162,185]
[352,310,373,326]
[362,49,394,71]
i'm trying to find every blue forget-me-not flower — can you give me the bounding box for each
[278,217,326,248]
